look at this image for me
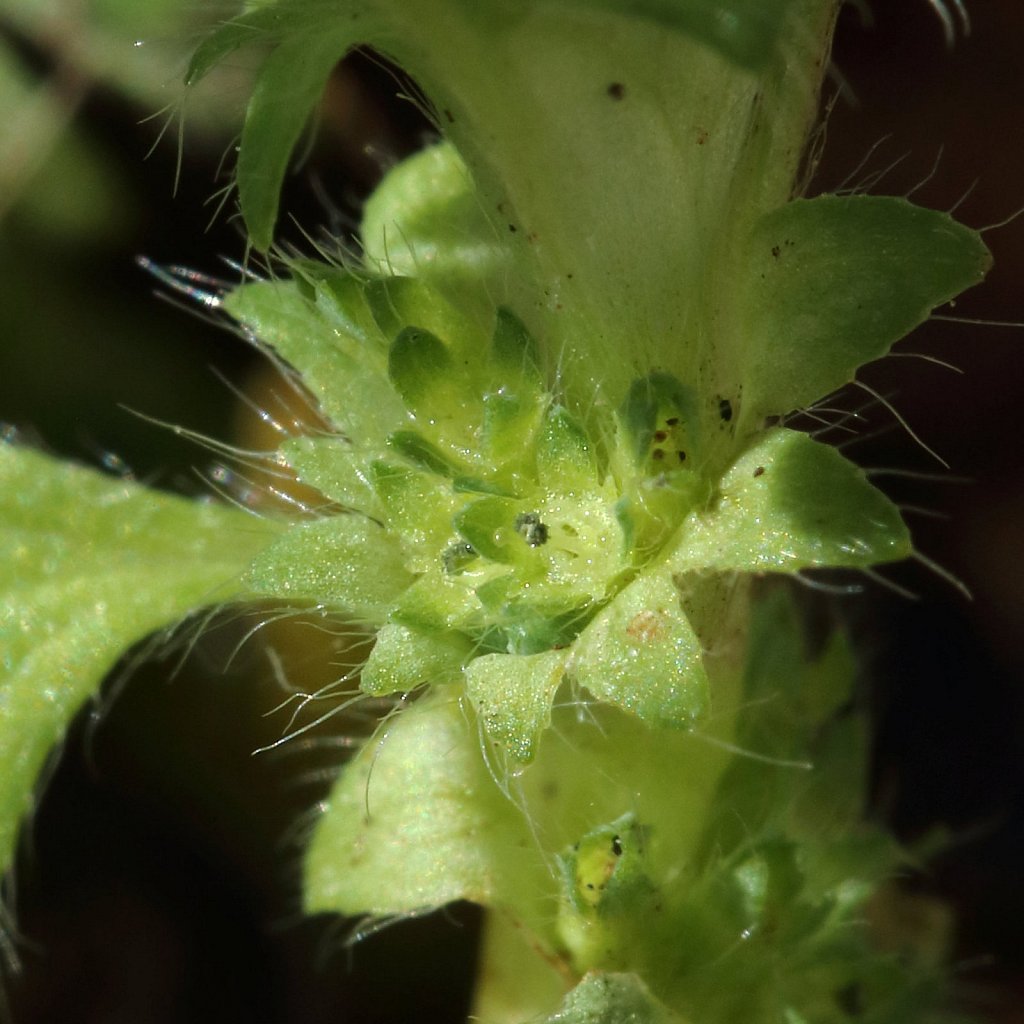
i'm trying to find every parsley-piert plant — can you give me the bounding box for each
[0,1,993,1020]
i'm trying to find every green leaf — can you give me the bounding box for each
[280,436,380,515]
[243,514,413,621]
[237,24,361,250]
[223,278,404,446]
[572,572,709,729]
[388,326,459,412]
[617,372,700,468]
[666,428,910,573]
[552,0,799,71]
[490,306,542,387]
[387,430,462,478]
[464,649,568,763]
[360,141,511,303]
[305,689,537,915]
[360,622,471,695]
[185,4,297,86]
[0,445,279,877]
[369,459,463,567]
[362,275,492,377]
[738,195,991,421]
[535,405,600,492]
[390,572,480,632]
[454,496,522,563]
[534,971,684,1024]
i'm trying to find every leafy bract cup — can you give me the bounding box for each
[232,159,986,768]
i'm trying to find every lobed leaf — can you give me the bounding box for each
[0,445,279,878]
[304,689,536,914]
[571,572,709,729]
[464,649,568,764]
[737,195,991,422]
[243,513,413,621]
[665,428,910,574]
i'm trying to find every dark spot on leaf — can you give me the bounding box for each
[677,450,687,463]
[652,448,665,461]
[718,398,733,422]
[607,81,625,100]
[444,108,455,124]
[771,244,781,258]
[653,430,668,442]
[611,835,623,856]
[753,466,765,478]
[665,417,679,427]
[508,223,517,233]
[514,511,548,547]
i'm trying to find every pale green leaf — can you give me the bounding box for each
[464,649,568,763]
[571,573,709,729]
[223,279,404,445]
[305,689,537,914]
[0,445,279,876]
[534,971,685,1024]
[737,195,991,422]
[243,514,413,621]
[280,436,380,515]
[360,141,511,306]
[237,25,361,250]
[666,428,910,573]
[360,622,471,694]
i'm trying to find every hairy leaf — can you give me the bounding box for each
[0,445,279,876]
[737,195,991,422]
[243,514,413,621]
[305,689,537,914]
[666,428,910,573]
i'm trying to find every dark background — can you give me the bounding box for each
[1,2,1022,1021]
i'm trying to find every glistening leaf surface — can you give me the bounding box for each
[737,195,991,422]
[0,445,279,876]
[532,971,685,1024]
[666,428,910,573]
